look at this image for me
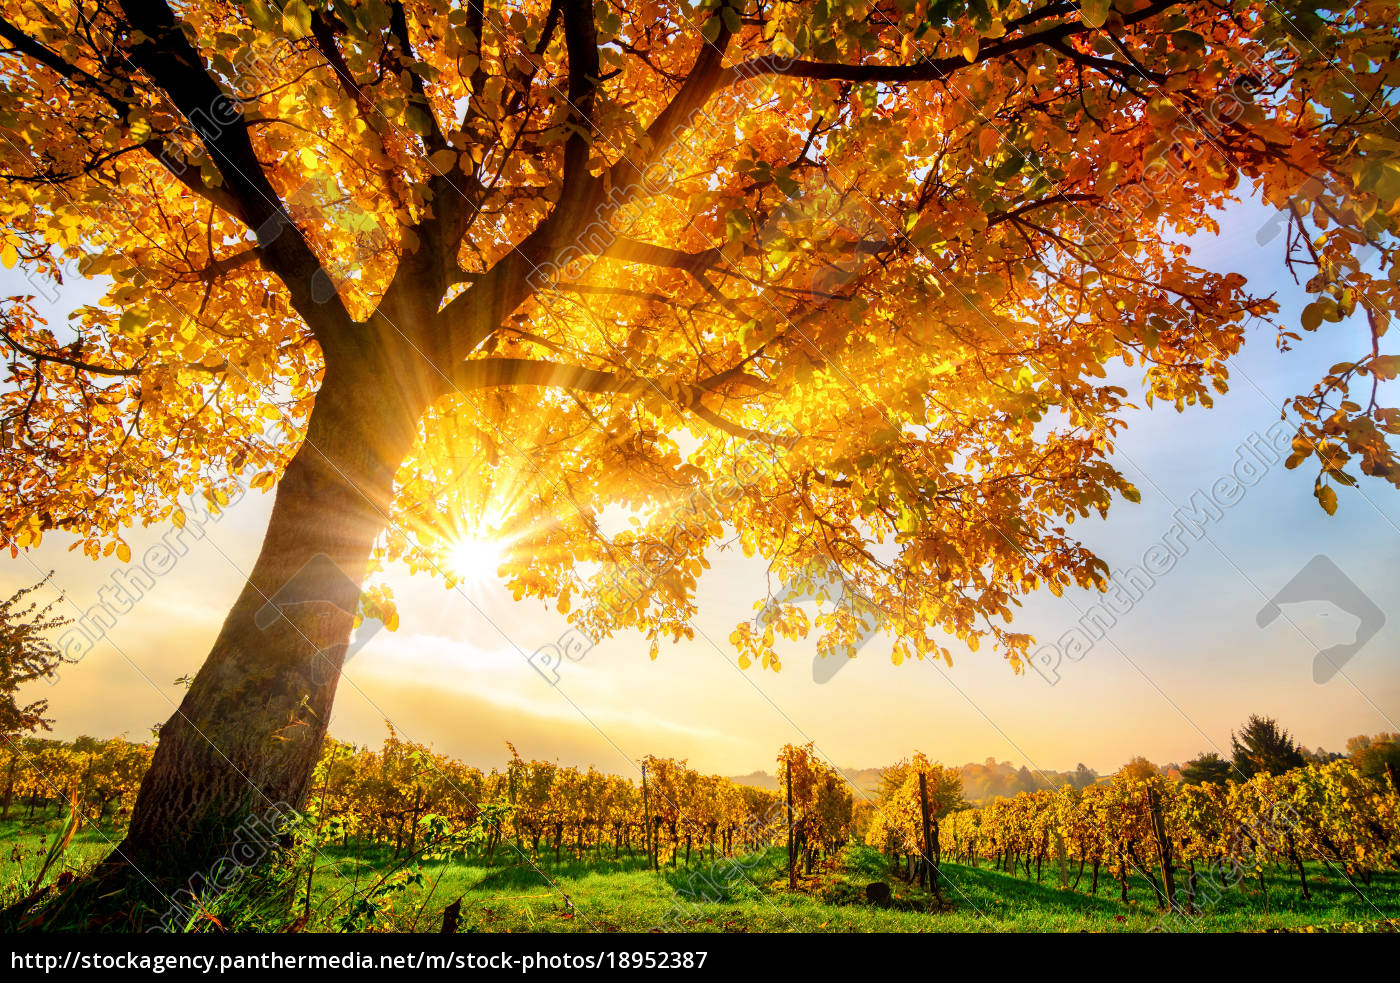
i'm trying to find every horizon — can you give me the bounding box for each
[10,712,1361,787]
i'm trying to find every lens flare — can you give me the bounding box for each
[447,536,504,588]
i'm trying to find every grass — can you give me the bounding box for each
[1,810,122,895]
[3,812,1397,932]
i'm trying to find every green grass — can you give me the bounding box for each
[1,810,124,898]
[3,813,1397,932]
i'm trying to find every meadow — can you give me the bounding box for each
[4,810,1396,933]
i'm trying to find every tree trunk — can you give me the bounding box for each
[70,365,423,925]
[1289,847,1310,900]
[0,753,14,820]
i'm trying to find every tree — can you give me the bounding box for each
[1117,756,1159,783]
[0,0,1397,915]
[1300,745,1343,765]
[0,574,71,738]
[1230,715,1305,778]
[1346,733,1400,790]
[1179,751,1232,786]
[1070,763,1097,789]
[868,752,960,891]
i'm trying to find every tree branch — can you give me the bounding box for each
[117,0,357,357]
[725,0,1180,86]
[0,13,242,215]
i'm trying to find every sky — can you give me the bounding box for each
[3,194,1397,782]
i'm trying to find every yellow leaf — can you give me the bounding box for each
[429,148,458,173]
[978,126,1001,160]
[282,0,312,38]
[1080,0,1112,29]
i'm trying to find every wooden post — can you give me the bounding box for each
[1147,788,1177,911]
[931,816,942,900]
[918,772,934,891]
[786,765,796,889]
[641,761,656,873]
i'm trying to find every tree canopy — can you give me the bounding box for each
[2,0,1398,677]
[1346,732,1400,788]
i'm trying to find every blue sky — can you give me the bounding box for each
[3,192,1396,779]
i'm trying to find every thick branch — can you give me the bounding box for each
[433,7,734,360]
[0,14,241,215]
[725,0,1179,85]
[117,0,356,356]
[453,357,637,394]
[451,357,778,443]
[560,0,600,201]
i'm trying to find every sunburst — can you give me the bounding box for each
[446,535,505,588]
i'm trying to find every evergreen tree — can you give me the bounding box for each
[1180,752,1233,786]
[1230,716,1305,778]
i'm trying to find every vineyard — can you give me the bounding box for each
[2,733,793,868]
[867,758,1400,922]
[4,732,1397,932]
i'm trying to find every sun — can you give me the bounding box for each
[446,536,505,588]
